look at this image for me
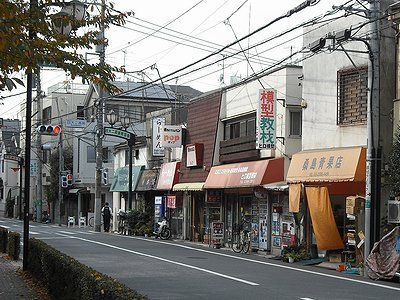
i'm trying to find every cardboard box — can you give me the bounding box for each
[346,196,356,207]
[346,206,355,214]
[329,253,342,263]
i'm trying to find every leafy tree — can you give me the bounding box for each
[44,146,73,206]
[387,125,400,196]
[0,0,131,93]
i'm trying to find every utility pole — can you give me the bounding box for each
[55,127,64,225]
[365,0,380,267]
[94,0,106,232]
[23,0,37,271]
[35,68,43,223]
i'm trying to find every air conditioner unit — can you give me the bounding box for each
[388,200,400,224]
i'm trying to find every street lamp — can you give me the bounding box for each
[22,0,87,271]
[120,114,131,129]
[52,0,86,35]
[103,112,135,210]
[106,110,118,127]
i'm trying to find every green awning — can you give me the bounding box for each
[173,182,204,191]
[110,165,144,192]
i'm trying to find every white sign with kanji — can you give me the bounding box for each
[152,117,165,156]
[256,89,276,149]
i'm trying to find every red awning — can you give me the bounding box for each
[204,158,284,189]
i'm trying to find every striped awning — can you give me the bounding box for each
[173,182,204,191]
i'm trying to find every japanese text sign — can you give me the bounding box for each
[152,117,165,157]
[286,147,366,183]
[257,89,276,149]
[167,195,176,208]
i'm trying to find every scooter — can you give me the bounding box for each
[154,217,171,240]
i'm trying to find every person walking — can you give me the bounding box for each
[101,202,112,232]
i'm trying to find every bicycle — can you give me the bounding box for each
[230,218,251,254]
[88,216,103,228]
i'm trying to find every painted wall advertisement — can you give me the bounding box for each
[152,117,165,156]
[256,89,276,149]
[162,125,182,148]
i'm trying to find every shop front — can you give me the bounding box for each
[110,165,144,210]
[204,158,284,250]
[172,182,205,241]
[135,169,160,216]
[287,146,366,264]
[156,161,182,239]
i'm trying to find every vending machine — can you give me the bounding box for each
[154,196,165,227]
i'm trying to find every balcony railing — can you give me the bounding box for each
[219,135,259,164]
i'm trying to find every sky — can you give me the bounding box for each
[0,0,353,120]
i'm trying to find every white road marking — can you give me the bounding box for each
[55,233,259,286]
[39,237,72,240]
[126,236,400,292]
[75,231,93,235]
[300,298,316,300]
[58,231,77,235]
[29,231,39,235]
[88,231,100,234]
[29,225,37,228]
[0,225,10,229]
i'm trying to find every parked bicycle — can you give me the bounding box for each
[230,217,251,254]
[117,209,129,235]
[88,216,103,228]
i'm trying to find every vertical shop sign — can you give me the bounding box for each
[256,89,276,149]
[152,117,165,156]
[167,195,176,208]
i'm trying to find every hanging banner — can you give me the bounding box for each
[167,195,176,208]
[152,117,165,156]
[162,125,182,148]
[256,89,276,149]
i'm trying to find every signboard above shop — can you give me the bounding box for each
[256,89,276,150]
[152,117,165,157]
[162,125,182,148]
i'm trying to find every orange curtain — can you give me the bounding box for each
[289,184,301,213]
[305,186,344,250]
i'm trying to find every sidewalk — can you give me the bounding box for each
[0,254,38,300]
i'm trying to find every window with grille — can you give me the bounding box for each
[337,66,368,125]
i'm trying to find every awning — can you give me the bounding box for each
[263,181,289,191]
[156,161,181,191]
[136,169,159,191]
[110,165,144,192]
[68,187,89,194]
[204,158,284,189]
[173,182,204,191]
[287,147,366,183]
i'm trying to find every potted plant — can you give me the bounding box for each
[287,252,297,263]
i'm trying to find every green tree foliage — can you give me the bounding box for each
[387,126,400,196]
[0,0,132,93]
[44,146,73,204]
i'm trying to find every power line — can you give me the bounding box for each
[108,0,206,56]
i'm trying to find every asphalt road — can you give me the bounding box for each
[1,217,399,300]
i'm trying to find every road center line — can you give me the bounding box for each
[126,236,400,292]
[54,233,258,286]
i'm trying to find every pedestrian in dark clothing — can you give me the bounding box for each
[101,202,112,232]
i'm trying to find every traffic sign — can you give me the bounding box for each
[4,154,22,163]
[104,127,131,140]
[66,119,87,128]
